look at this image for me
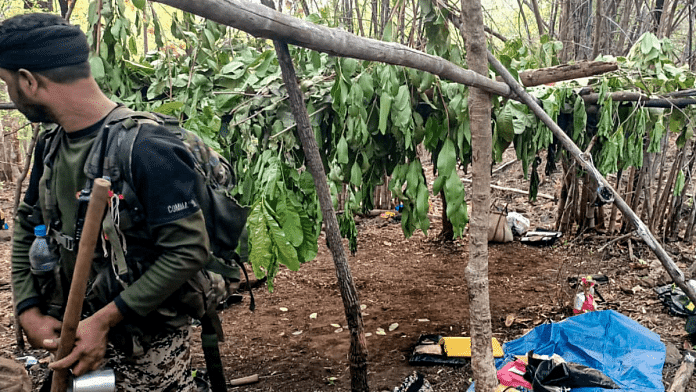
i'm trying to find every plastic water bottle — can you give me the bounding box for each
[29,225,58,275]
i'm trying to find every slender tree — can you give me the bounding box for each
[461,0,498,389]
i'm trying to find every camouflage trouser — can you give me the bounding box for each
[103,325,196,392]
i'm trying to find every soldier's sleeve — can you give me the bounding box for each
[114,210,209,317]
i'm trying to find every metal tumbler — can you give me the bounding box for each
[67,368,116,392]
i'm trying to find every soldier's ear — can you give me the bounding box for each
[16,68,41,96]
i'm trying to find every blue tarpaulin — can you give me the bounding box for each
[468,310,666,391]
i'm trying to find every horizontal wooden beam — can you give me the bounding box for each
[582,91,696,108]
[495,61,619,87]
[151,0,515,99]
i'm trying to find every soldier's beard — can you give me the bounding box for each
[14,87,57,124]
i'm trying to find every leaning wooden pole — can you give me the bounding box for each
[52,178,111,392]
[668,351,695,392]
[150,0,514,99]
[262,3,369,389]
[488,51,696,305]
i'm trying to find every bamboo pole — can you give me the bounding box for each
[488,51,696,305]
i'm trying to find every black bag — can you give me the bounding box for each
[524,351,619,391]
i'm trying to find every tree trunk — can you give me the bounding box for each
[689,0,695,71]
[616,0,634,54]
[342,0,353,32]
[516,0,533,41]
[58,0,69,17]
[143,1,149,54]
[653,0,665,33]
[592,0,602,59]
[439,190,454,241]
[461,0,498,390]
[380,0,389,37]
[607,169,623,233]
[530,0,546,35]
[371,0,379,37]
[548,0,559,38]
[259,1,369,388]
[93,0,104,55]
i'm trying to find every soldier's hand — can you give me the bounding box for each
[48,302,123,377]
[18,307,61,352]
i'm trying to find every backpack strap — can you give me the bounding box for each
[41,125,80,251]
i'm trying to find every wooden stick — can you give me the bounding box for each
[495,61,619,87]
[668,351,695,392]
[51,178,111,392]
[461,178,555,200]
[229,373,260,386]
[581,92,696,108]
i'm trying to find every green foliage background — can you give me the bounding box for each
[6,0,695,288]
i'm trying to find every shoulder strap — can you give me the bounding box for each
[84,105,160,183]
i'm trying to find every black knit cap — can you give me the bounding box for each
[0,13,89,71]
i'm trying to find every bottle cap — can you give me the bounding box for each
[34,225,47,237]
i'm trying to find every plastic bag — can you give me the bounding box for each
[507,212,530,236]
[524,351,619,392]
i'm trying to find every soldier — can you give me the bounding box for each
[1,13,209,391]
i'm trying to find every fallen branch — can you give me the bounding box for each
[491,160,517,174]
[581,92,696,108]
[229,374,260,387]
[495,61,619,87]
[597,232,635,253]
[489,51,696,305]
[668,352,695,392]
[461,178,555,200]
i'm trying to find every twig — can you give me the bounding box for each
[269,105,328,139]
[3,122,31,138]
[460,178,555,200]
[491,160,516,175]
[597,232,634,253]
[65,0,78,21]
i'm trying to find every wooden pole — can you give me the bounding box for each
[51,178,111,392]
[581,92,696,108]
[258,0,369,389]
[668,351,695,392]
[462,0,498,387]
[488,51,696,305]
[494,61,618,87]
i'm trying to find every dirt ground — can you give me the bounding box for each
[1,153,695,391]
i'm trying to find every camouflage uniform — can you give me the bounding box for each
[104,325,196,392]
